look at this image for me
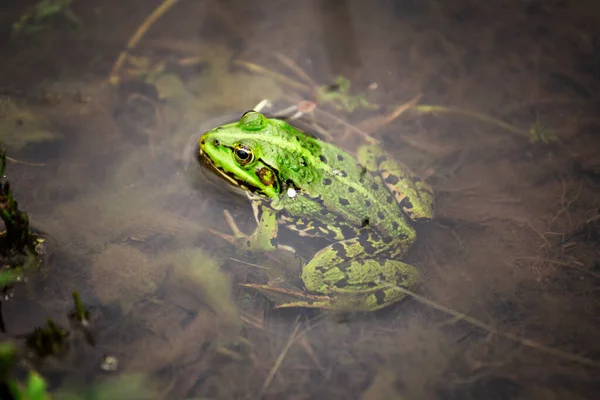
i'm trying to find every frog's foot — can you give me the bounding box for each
[240,283,398,312]
[222,209,296,255]
[214,336,253,362]
[240,283,331,309]
[240,283,381,311]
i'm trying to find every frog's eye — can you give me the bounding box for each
[234,145,254,166]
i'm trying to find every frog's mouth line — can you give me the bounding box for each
[198,147,277,196]
[198,148,241,188]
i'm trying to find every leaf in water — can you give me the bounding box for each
[12,0,81,37]
[0,269,20,288]
[164,248,240,330]
[0,97,63,151]
[26,371,50,400]
[529,121,557,144]
[53,373,158,400]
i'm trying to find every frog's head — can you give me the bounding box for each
[198,111,283,198]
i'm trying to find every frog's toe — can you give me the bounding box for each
[205,228,240,244]
[275,299,333,309]
[215,336,253,361]
[240,283,331,308]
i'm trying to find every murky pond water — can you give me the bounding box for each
[1,0,599,399]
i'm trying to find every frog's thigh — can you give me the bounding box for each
[300,233,415,292]
[245,206,279,252]
[358,145,434,220]
[349,259,420,310]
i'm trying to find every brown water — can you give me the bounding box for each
[1,0,599,399]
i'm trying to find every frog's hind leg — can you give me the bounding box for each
[293,233,420,311]
[284,257,419,311]
[357,145,434,221]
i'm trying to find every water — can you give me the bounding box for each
[0,0,599,399]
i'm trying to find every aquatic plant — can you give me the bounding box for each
[0,148,45,289]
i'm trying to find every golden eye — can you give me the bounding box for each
[234,145,254,166]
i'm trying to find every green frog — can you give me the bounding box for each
[197,111,434,311]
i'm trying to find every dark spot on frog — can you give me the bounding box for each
[339,198,349,206]
[361,218,370,228]
[400,197,414,209]
[295,220,308,229]
[279,210,291,219]
[336,262,350,272]
[358,231,377,254]
[315,266,326,273]
[371,182,379,190]
[319,155,328,163]
[384,174,400,185]
[365,200,371,207]
[339,171,347,177]
[313,196,326,207]
[337,154,344,161]
[386,195,394,204]
[323,178,332,185]
[340,225,356,241]
[377,211,385,220]
[374,290,386,305]
[332,242,348,259]
[334,277,349,288]
[391,221,399,230]
[382,236,394,244]
[359,178,365,184]
[348,187,355,193]
[320,209,328,215]
[376,155,387,165]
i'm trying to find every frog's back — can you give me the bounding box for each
[272,127,412,240]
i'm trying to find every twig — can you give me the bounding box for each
[273,53,318,88]
[515,256,600,280]
[388,285,600,367]
[228,257,271,270]
[355,94,423,134]
[312,108,379,144]
[261,317,302,394]
[234,60,312,94]
[6,156,45,167]
[410,105,528,138]
[109,0,181,84]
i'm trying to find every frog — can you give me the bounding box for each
[197,111,434,311]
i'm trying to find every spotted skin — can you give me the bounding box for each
[197,112,434,311]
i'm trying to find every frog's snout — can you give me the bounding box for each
[196,137,205,162]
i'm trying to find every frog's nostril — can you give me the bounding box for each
[214,139,220,146]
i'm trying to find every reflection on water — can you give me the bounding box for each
[0,0,599,398]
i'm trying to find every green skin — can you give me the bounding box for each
[198,112,434,311]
